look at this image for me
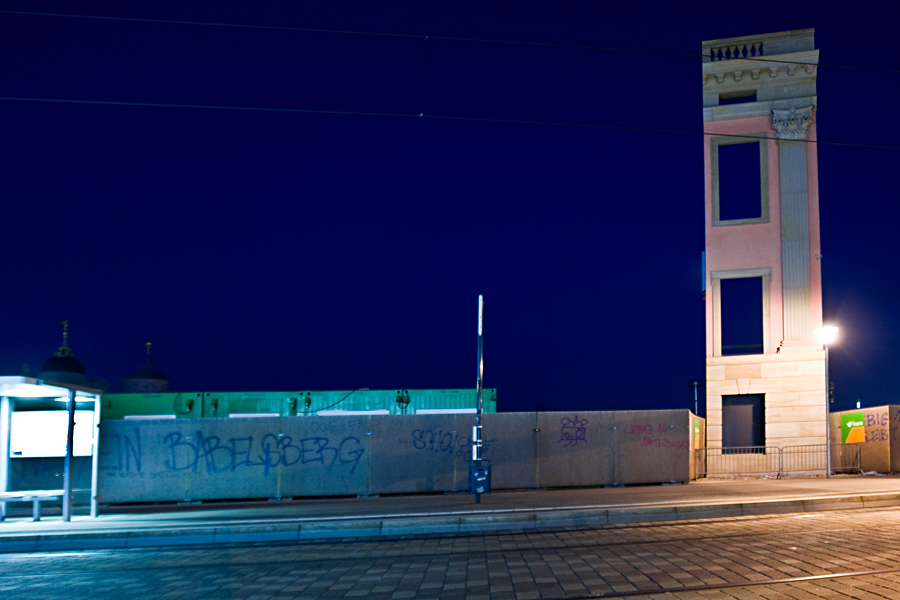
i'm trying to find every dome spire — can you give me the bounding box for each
[40,318,87,384]
[123,341,169,393]
[142,341,156,369]
[55,319,74,358]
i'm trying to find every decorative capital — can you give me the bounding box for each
[772,106,814,140]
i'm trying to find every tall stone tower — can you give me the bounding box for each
[702,30,825,450]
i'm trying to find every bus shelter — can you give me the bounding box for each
[0,376,102,521]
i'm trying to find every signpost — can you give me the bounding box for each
[470,295,490,503]
[689,380,703,415]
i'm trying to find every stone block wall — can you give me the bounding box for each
[706,351,826,449]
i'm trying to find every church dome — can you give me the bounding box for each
[123,342,169,393]
[39,320,88,385]
[40,353,87,377]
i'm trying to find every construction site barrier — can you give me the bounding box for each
[696,444,862,478]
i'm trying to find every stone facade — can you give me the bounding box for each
[702,29,827,449]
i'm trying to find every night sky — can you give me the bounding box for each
[2,2,898,414]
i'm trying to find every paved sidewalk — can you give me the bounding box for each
[1,476,899,553]
[3,506,900,599]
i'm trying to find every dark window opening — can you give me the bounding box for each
[722,393,765,450]
[719,91,757,105]
[721,276,763,356]
[718,141,762,221]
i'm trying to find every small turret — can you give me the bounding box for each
[123,342,169,393]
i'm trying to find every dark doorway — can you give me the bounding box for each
[722,393,765,448]
[721,276,763,355]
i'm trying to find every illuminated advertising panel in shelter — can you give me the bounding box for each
[10,410,95,457]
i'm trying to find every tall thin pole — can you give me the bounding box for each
[62,388,76,522]
[825,345,831,479]
[473,295,483,463]
[694,385,698,416]
[689,380,703,416]
[90,393,101,518]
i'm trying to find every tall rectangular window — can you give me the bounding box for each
[718,142,762,220]
[722,394,765,448]
[711,136,768,226]
[720,276,763,356]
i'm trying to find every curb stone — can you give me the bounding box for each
[2,491,900,553]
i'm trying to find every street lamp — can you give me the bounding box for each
[815,326,838,478]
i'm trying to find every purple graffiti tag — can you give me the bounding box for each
[559,415,588,447]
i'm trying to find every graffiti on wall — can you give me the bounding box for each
[163,432,365,474]
[410,429,468,456]
[864,411,891,443]
[559,416,588,447]
[401,429,497,456]
[623,423,689,451]
[100,431,143,475]
[100,429,366,476]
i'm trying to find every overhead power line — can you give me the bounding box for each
[2,96,897,151]
[1,9,899,74]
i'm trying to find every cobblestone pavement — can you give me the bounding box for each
[2,507,900,599]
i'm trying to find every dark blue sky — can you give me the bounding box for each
[1,1,898,413]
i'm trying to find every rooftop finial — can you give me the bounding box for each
[54,319,74,358]
[143,341,155,368]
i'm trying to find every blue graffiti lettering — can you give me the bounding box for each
[99,430,142,472]
[161,431,365,475]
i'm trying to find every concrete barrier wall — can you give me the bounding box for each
[95,410,695,504]
[281,416,370,497]
[612,410,691,485]
[368,414,470,494]
[482,412,537,489]
[892,407,900,474]
[536,412,614,487]
[98,417,371,502]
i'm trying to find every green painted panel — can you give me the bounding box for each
[102,392,202,420]
[102,388,497,420]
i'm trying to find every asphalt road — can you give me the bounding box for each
[2,505,900,599]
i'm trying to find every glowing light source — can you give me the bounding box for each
[815,326,838,345]
[10,410,95,457]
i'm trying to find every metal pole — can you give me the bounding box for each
[689,380,702,416]
[476,295,483,454]
[90,393,101,518]
[473,295,484,503]
[0,397,10,495]
[825,345,831,479]
[62,388,76,521]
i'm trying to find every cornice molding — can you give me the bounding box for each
[702,50,819,88]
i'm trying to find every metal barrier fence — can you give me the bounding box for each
[701,446,782,477]
[830,443,863,475]
[696,444,862,478]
